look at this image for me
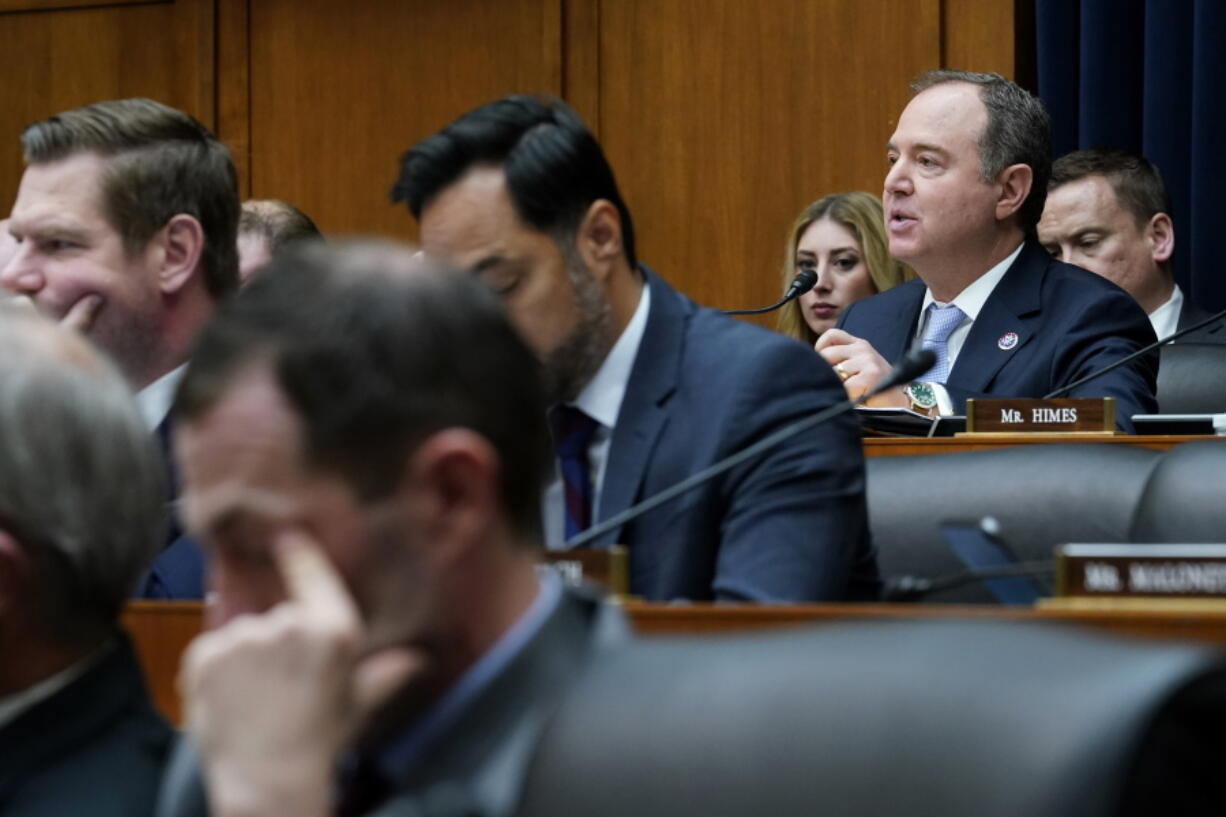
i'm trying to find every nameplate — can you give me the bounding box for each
[1057,544,1226,598]
[538,545,630,597]
[964,398,1114,434]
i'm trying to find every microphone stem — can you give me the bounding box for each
[723,296,793,316]
[1043,306,1226,399]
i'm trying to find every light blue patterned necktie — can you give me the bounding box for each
[918,303,967,384]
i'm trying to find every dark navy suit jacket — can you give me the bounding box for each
[135,415,205,599]
[1175,296,1226,343]
[586,268,878,602]
[837,240,1159,432]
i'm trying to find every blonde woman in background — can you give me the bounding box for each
[777,192,915,346]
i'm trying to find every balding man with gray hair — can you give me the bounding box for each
[0,306,172,816]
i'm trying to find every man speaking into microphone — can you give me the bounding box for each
[393,95,877,602]
[817,71,1158,430]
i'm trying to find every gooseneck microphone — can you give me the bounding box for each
[564,348,937,548]
[1043,307,1226,399]
[722,268,818,316]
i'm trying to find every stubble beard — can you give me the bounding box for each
[542,252,615,406]
[98,308,170,390]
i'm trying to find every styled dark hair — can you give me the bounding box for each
[174,240,550,537]
[1049,148,1171,228]
[391,94,637,269]
[21,98,240,298]
[912,70,1052,234]
[240,198,323,254]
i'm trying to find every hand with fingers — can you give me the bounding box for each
[180,529,424,817]
[815,329,909,407]
[60,294,103,332]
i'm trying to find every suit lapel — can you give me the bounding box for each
[946,241,1044,393]
[860,281,925,363]
[592,268,681,547]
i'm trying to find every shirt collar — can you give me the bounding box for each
[921,242,1024,318]
[1148,283,1182,339]
[0,640,113,731]
[569,282,650,430]
[371,569,564,779]
[136,364,188,431]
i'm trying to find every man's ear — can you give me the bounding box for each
[152,214,206,296]
[0,529,32,618]
[402,429,502,563]
[994,163,1034,223]
[574,199,624,284]
[1147,212,1175,264]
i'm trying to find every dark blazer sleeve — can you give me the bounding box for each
[942,272,1159,433]
[705,336,877,602]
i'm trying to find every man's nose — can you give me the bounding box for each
[0,245,44,294]
[884,159,911,197]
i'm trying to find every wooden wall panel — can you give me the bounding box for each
[942,0,1016,78]
[0,0,215,215]
[0,0,1021,315]
[217,0,251,197]
[596,0,941,318]
[248,0,563,242]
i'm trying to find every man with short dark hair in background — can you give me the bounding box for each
[1,98,241,597]
[1038,147,1223,343]
[156,241,627,817]
[818,71,1158,431]
[237,198,322,283]
[0,306,171,817]
[393,95,876,603]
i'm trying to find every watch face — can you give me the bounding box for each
[907,382,937,409]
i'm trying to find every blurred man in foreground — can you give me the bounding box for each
[0,306,170,816]
[159,241,627,817]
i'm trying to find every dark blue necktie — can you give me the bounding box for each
[548,405,601,540]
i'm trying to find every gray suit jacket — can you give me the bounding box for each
[157,587,629,817]
[0,634,172,817]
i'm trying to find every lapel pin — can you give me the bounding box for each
[998,332,1019,351]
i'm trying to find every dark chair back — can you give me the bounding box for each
[866,444,1160,602]
[516,622,1226,817]
[1131,440,1226,542]
[1157,344,1226,413]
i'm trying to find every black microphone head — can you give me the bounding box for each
[871,347,936,395]
[786,268,818,299]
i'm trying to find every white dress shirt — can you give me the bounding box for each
[135,364,188,431]
[1148,283,1183,340]
[543,284,651,550]
[914,242,1024,414]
